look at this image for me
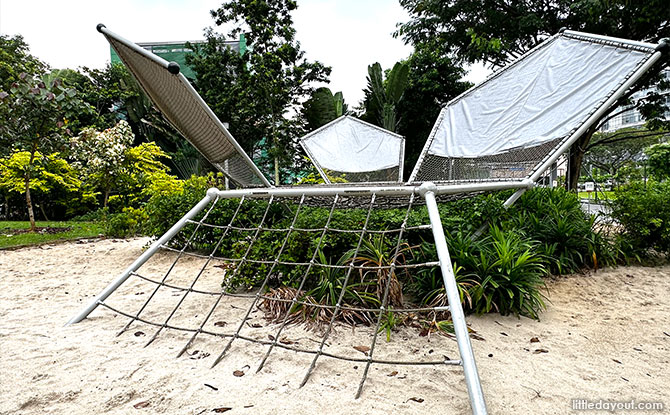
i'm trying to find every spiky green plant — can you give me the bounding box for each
[470,226,548,319]
[351,234,415,308]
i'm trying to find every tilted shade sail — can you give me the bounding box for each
[411,30,659,182]
[98,25,270,187]
[301,116,405,182]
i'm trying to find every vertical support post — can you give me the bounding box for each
[550,162,558,188]
[65,190,217,325]
[420,183,488,415]
[224,160,230,190]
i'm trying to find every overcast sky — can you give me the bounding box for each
[0,0,488,105]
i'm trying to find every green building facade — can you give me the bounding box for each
[110,35,245,80]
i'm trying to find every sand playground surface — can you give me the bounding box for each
[1,237,668,414]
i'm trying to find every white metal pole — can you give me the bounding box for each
[65,191,215,325]
[420,182,488,415]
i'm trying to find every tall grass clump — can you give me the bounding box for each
[505,187,616,274]
[411,227,548,319]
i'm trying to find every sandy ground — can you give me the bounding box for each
[0,237,668,415]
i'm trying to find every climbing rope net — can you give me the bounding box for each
[75,183,508,409]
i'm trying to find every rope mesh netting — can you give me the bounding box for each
[321,166,402,184]
[95,191,473,398]
[413,138,563,183]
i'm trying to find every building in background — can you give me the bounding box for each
[110,35,246,80]
[600,69,670,132]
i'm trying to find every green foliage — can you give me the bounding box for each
[0,34,47,93]
[361,62,409,132]
[104,207,149,238]
[302,88,348,131]
[646,142,670,180]
[584,128,666,184]
[70,121,177,209]
[396,0,670,68]
[188,0,331,184]
[609,181,670,256]
[396,43,470,178]
[0,70,93,229]
[396,0,670,185]
[0,151,96,217]
[378,309,402,342]
[468,226,547,319]
[141,184,627,321]
[0,71,92,154]
[412,227,547,319]
[506,187,614,273]
[411,238,479,309]
[306,249,377,308]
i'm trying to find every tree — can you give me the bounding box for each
[396,42,471,178]
[646,142,670,179]
[187,0,331,185]
[360,62,409,133]
[0,151,95,220]
[0,72,93,231]
[0,35,47,92]
[396,0,670,189]
[302,87,347,131]
[583,128,668,185]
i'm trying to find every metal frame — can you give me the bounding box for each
[300,115,406,184]
[98,24,272,188]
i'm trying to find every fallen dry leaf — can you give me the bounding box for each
[533,348,549,354]
[279,337,295,345]
[214,321,227,327]
[233,370,245,377]
[212,408,232,413]
[530,337,540,343]
[388,371,398,377]
[133,401,150,409]
[406,397,424,403]
[353,345,370,355]
[134,331,145,337]
[612,359,622,364]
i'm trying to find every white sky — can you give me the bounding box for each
[0,0,489,105]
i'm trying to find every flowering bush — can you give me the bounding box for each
[70,120,178,209]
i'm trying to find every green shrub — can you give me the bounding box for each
[469,226,547,318]
[609,181,670,256]
[412,227,547,319]
[104,207,149,238]
[504,187,614,273]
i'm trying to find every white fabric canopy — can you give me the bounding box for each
[301,116,404,172]
[428,35,651,159]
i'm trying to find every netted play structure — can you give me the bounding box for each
[68,25,667,415]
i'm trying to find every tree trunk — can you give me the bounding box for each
[25,173,36,232]
[25,148,38,232]
[103,187,111,208]
[566,129,596,191]
[39,202,50,221]
[274,156,280,186]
